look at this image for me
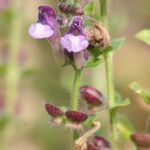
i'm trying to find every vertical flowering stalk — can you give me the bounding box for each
[60,16,89,111]
[99,0,117,149]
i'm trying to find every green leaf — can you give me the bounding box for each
[135,29,150,45]
[110,93,130,111]
[104,38,125,55]
[88,47,102,57]
[129,81,150,104]
[85,57,104,68]
[116,114,136,140]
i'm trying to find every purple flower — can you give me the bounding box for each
[60,34,88,53]
[28,6,56,39]
[29,23,54,39]
[60,16,89,53]
[28,6,65,65]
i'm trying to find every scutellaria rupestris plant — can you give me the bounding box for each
[28,0,143,150]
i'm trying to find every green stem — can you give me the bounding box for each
[100,0,108,26]
[71,69,82,110]
[104,54,114,107]
[70,69,82,149]
[104,54,117,150]
[99,0,117,149]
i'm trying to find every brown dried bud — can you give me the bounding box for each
[85,22,110,48]
[131,133,150,148]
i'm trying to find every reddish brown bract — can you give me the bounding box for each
[45,103,63,117]
[80,86,105,106]
[65,110,88,123]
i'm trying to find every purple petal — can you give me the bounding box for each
[28,23,54,39]
[60,34,89,52]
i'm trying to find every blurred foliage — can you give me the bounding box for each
[135,29,150,45]
[130,81,150,105]
[116,114,136,140]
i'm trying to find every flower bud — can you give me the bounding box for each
[131,133,150,148]
[45,103,64,117]
[80,86,106,107]
[66,110,88,123]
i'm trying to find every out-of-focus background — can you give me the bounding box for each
[0,0,150,150]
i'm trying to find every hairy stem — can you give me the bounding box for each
[70,69,82,149]
[71,69,82,110]
[100,0,117,149]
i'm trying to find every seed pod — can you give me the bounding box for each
[131,133,150,148]
[80,86,106,107]
[45,103,64,117]
[85,22,110,48]
[66,110,88,123]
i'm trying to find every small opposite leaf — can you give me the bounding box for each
[110,92,130,111]
[129,81,150,104]
[85,57,104,68]
[110,38,125,54]
[102,38,125,55]
[135,29,150,45]
[116,114,136,140]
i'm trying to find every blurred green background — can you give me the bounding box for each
[0,0,150,149]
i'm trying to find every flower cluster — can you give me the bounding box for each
[28,4,110,69]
